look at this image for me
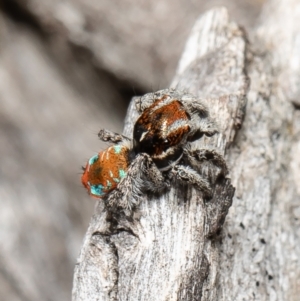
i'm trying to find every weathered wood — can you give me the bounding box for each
[73,7,247,301]
[0,2,264,301]
[216,0,300,299]
[73,0,300,299]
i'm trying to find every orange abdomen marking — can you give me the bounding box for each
[81,145,129,198]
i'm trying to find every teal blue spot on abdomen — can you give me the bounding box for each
[119,169,127,179]
[113,145,122,154]
[90,183,105,196]
[89,154,99,165]
[112,169,127,183]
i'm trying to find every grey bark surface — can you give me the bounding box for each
[73,1,300,300]
[0,1,264,301]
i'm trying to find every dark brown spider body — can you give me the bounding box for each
[133,89,218,171]
[134,95,191,161]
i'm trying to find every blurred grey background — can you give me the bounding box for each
[0,1,264,300]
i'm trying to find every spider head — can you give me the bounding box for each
[134,96,190,167]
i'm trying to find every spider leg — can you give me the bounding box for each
[98,128,131,144]
[183,100,209,118]
[183,101,219,139]
[185,148,229,176]
[105,153,166,213]
[168,165,212,198]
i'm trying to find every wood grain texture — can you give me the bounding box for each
[73,0,300,299]
[0,2,264,301]
[217,0,300,299]
[73,7,247,301]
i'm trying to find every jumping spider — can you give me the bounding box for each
[81,89,228,214]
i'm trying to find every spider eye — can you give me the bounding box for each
[164,139,169,144]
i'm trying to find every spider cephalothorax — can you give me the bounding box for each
[81,89,227,214]
[134,89,218,170]
[134,95,190,160]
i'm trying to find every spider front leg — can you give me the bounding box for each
[105,153,167,214]
[183,101,219,139]
[185,148,229,176]
[168,165,212,198]
[182,98,209,118]
[98,128,131,144]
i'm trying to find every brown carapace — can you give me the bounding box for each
[134,95,190,159]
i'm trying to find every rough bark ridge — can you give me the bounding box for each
[217,0,300,299]
[73,1,300,300]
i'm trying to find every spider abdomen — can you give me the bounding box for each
[81,145,130,198]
